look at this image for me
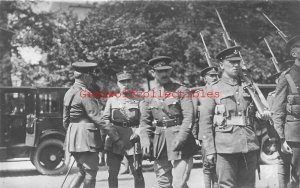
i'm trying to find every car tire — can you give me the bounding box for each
[260,134,279,165]
[32,138,68,175]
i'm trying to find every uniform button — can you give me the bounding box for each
[238,112,242,115]
[237,102,240,105]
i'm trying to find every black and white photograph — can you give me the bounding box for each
[0,0,300,187]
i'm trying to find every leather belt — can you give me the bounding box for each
[70,118,91,123]
[156,119,180,128]
[112,121,139,128]
[226,116,250,126]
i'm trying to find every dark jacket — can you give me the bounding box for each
[63,81,120,153]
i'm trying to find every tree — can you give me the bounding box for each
[9,1,300,88]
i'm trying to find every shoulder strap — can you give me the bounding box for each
[284,73,299,94]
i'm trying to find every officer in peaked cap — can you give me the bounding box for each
[148,56,172,70]
[273,35,300,187]
[139,56,197,188]
[200,46,270,188]
[103,67,145,188]
[63,61,124,188]
[193,65,219,188]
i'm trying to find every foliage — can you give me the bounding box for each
[8,1,300,88]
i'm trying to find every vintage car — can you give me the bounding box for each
[0,87,68,175]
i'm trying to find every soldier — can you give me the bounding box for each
[200,46,270,188]
[139,56,196,188]
[273,35,300,187]
[63,62,124,188]
[103,68,145,188]
[266,71,291,188]
[195,66,219,188]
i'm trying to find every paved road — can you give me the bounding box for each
[0,160,278,188]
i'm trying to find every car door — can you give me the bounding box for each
[0,87,35,159]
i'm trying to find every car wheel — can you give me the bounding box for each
[260,134,279,165]
[32,138,68,175]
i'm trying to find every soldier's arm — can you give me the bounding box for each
[102,98,112,124]
[199,86,216,155]
[191,97,199,139]
[272,75,288,139]
[81,96,120,142]
[62,95,68,129]
[139,99,153,147]
[177,87,194,142]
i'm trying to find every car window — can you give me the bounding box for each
[4,93,26,115]
[39,92,59,116]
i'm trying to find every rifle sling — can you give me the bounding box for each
[285,73,299,94]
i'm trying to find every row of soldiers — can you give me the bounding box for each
[62,32,300,188]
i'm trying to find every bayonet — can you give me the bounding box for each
[200,32,213,67]
[262,13,288,43]
[264,38,281,73]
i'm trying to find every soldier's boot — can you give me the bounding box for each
[83,178,96,188]
[108,177,118,188]
[67,173,85,188]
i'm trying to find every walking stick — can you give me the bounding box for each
[60,157,76,188]
[133,143,138,171]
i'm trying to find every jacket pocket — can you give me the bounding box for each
[165,98,181,116]
[87,128,102,150]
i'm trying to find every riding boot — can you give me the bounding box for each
[83,178,96,188]
[67,173,85,188]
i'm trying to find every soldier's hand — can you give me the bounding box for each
[281,141,293,154]
[142,145,150,156]
[195,139,202,150]
[114,139,125,150]
[206,154,216,165]
[256,111,271,121]
[130,133,140,144]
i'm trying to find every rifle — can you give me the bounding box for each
[262,13,288,43]
[200,32,213,67]
[264,38,281,73]
[215,9,270,114]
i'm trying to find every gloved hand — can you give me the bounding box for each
[142,144,151,157]
[130,133,140,144]
[195,139,202,150]
[256,110,271,121]
[206,154,217,165]
[281,140,293,154]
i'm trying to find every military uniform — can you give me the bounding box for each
[200,47,261,188]
[103,70,145,188]
[140,56,196,188]
[194,66,219,188]
[267,89,291,188]
[273,35,300,187]
[63,62,121,188]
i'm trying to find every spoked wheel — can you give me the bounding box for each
[32,139,67,175]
